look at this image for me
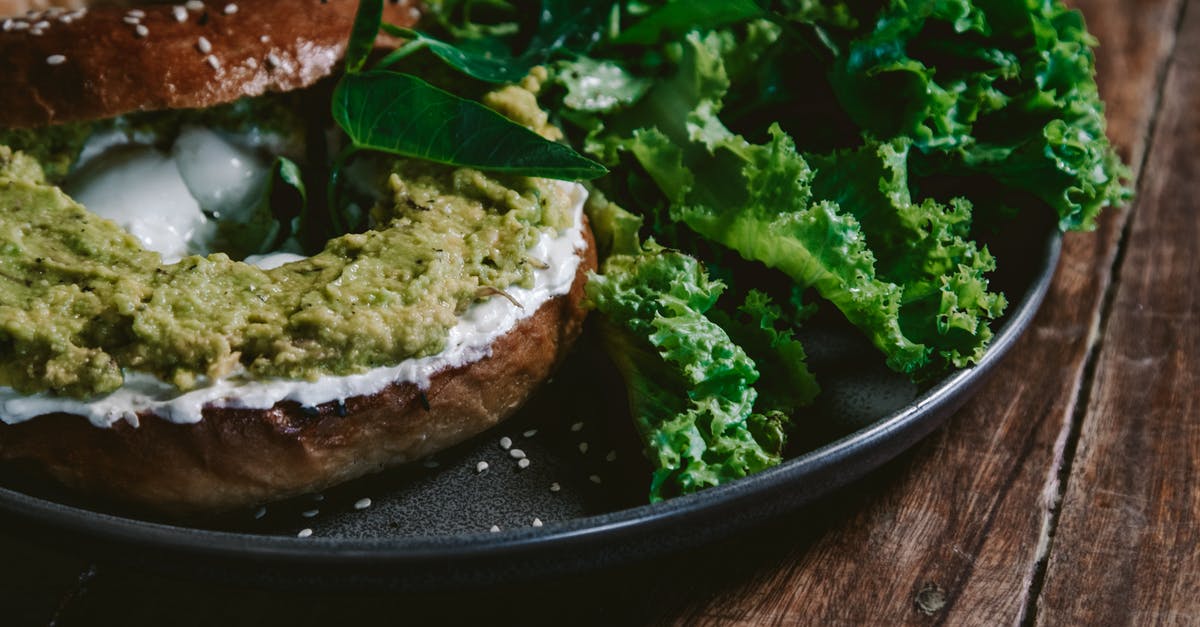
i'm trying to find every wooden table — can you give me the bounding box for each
[3,1,1196,624]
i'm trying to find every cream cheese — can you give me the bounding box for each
[0,182,589,429]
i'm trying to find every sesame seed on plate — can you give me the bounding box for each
[509,448,526,459]
[123,15,140,24]
[518,458,531,469]
[253,506,267,519]
[589,474,602,484]
[33,20,48,29]
[127,9,146,18]
[224,3,238,14]
[476,461,489,473]
[197,36,212,53]
[46,54,66,66]
[489,525,500,533]
[135,24,149,37]
[265,52,281,68]
[499,436,512,450]
[312,493,324,502]
[523,429,538,438]
[354,497,372,510]
[549,482,561,492]
[2,19,12,32]
[58,15,73,24]
[173,6,188,22]
[297,528,313,538]
[570,421,584,432]
[578,442,589,454]
[301,509,319,518]
[8,21,28,31]
[606,450,617,462]
[205,54,220,70]
[532,518,543,527]
[186,0,205,10]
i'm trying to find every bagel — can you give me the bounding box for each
[0,0,599,514]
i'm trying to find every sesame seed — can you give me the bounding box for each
[517,458,531,469]
[407,6,420,20]
[245,57,258,69]
[509,448,526,459]
[589,474,602,484]
[260,34,269,43]
[205,54,220,70]
[127,9,146,18]
[29,27,44,35]
[532,518,544,527]
[265,52,281,68]
[223,3,238,14]
[354,497,372,510]
[499,436,512,450]
[253,506,267,519]
[9,21,28,31]
[33,20,48,29]
[58,15,73,24]
[570,421,584,432]
[297,528,313,538]
[549,482,561,492]
[173,6,188,22]
[476,461,489,473]
[301,509,319,518]
[489,525,500,533]
[67,9,87,19]
[123,16,140,24]
[523,429,538,437]
[2,20,12,32]
[186,0,205,10]
[197,36,212,53]
[46,54,66,66]
[606,450,617,462]
[135,24,149,37]
[312,493,324,502]
[578,442,589,454]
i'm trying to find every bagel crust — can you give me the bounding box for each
[0,0,420,129]
[0,222,596,514]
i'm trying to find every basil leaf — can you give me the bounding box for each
[377,0,616,83]
[614,0,765,45]
[381,25,530,82]
[222,157,308,256]
[346,0,384,73]
[332,71,607,180]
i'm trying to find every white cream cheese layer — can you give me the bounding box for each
[0,182,589,429]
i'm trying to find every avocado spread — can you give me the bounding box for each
[0,145,573,398]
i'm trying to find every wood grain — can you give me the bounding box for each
[1035,1,1200,623]
[661,0,1183,623]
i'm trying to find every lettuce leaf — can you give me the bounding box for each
[584,198,816,500]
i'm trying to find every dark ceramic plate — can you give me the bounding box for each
[0,217,1061,590]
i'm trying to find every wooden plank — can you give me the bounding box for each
[0,533,91,626]
[656,0,1184,623]
[1035,1,1200,623]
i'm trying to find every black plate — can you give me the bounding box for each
[0,219,1061,590]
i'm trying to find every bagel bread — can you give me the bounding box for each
[0,0,421,128]
[0,0,601,514]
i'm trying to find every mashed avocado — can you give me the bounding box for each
[0,146,572,398]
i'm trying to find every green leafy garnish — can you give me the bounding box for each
[332,71,606,180]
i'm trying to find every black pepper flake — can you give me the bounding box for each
[336,400,348,417]
[418,391,430,411]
